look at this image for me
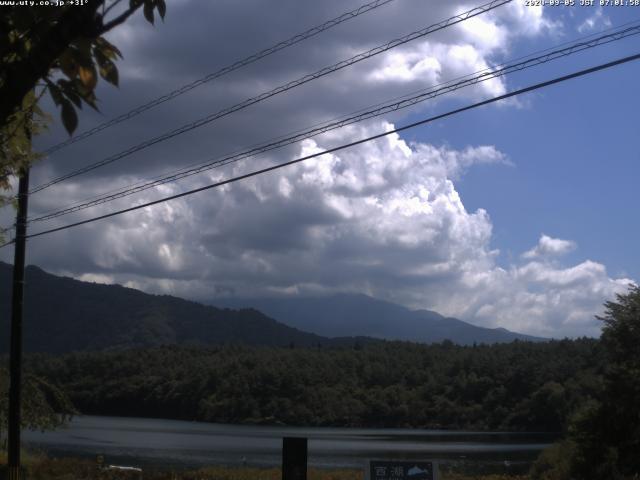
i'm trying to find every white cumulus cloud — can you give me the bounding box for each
[2,0,628,341]
[577,7,612,34]
[18,120,632,339]
[522,234,577,259]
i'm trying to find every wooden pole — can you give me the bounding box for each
[282,437,307,480]
[7,165,31,479]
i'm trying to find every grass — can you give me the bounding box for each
[0,451,529,479]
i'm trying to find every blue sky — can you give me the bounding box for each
[405,11,640,281]
[1,1,637,338]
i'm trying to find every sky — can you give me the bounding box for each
[1,0,638,338]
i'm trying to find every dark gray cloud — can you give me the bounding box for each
[0,0,629,338]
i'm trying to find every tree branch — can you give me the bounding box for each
[2,87,47,146]
[103,0,125,18]
[98,3,142,35]
[0,4,102,126]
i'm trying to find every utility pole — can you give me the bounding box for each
[6,156,31,479]
[282,437,307,480]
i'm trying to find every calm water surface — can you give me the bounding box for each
[23,415,554,470]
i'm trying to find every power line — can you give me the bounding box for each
[27,23,640,224]
[41,0,398,156]
[28,0,512,195]
[4,51,636,247]
[37,17,640,221]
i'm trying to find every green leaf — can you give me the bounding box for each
[58,49,78,79]
[57,79,82,108]
[60,99,78,136]
[72,38,93,65]
[48,83,64,106]
[99,59,119,87]
[93,47,109,70]
[10,8,35,31]
[72,78,97,109]
[83,90,99,111]
[156,0,166,20]
[32,102,45,117]
[143,1,155,24]
[78,65,98,90]
[95,37,122,60]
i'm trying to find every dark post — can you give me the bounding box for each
[282,437,307,480]
[7,165,30,479]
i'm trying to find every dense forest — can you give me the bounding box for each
[22,338,605,432]
[4,286,639,479]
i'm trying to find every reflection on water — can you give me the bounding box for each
[23,415,555,470]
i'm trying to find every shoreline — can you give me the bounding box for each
[2,451,531,480]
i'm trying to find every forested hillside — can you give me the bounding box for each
[0,262,372,352]
[0,262,542,353]
[25,338,604,432]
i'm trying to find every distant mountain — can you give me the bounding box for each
[214,293,546,345]
[0,262,371,353]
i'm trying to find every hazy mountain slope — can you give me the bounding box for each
[215,294,546,345]
[0,262,367,353]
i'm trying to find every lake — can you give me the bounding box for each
[23,415,554,471]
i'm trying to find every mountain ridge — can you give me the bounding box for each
[0,262,373,353]
[214,292,546,344]
[0,261,544,353]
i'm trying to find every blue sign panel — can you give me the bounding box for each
[369,461,435,480]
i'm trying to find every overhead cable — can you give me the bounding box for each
[27,23,640,224]
[28,0,512,195]
[3,51,635,246]
[42,0,398,155]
